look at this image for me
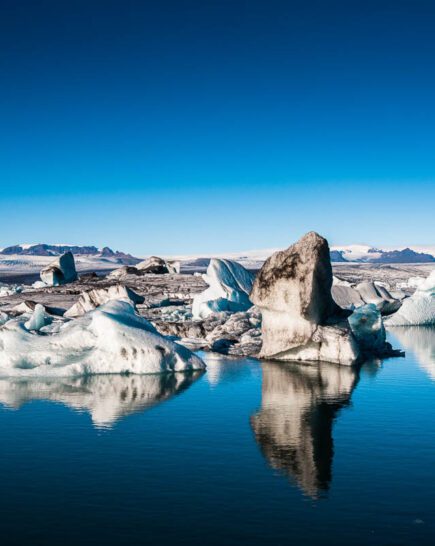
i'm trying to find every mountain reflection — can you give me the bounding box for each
[0,372,204,428]
[388,326,435,380]
[251,361,359,498]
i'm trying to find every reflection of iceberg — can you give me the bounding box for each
[251,361,358,498]
[388,327,435,380]
[0,372,203,428]
[202,353,258,386]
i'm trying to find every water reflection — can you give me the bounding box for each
[388,326,435,380]
[0,372,204,428]
[251,361,359,498]
[201,352,258,386]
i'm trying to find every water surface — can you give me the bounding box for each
[0,328,434,545]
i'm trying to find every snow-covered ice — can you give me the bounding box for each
[0,300,205,377]
[192,258,254,319]
[385,270,435,326]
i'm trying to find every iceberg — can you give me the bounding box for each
[192,258,254,319]
[348,304,386,353]
[0,300,205,377]
[331,283,364,310]
[136,256,180,274]
[250,232,360,366]
[331,278,401,315]
[40,251,77,286]
[250,232,399,365]
[24,304,52,332]
[385,270,435,326]
[65,285,144,317]
[355,282,401,315]
[0,285,22,297]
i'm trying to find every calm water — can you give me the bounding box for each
[0,327,434,545]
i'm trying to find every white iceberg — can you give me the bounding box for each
[385,270,435,326]
[0,300,205,377]
[192,258,254,319]
[40,251,77,286]
[24,304,52,332]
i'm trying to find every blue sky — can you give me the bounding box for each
[1,0,434,255]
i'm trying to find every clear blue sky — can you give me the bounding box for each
[1,0,434,255]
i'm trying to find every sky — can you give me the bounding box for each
[0,0,434,255]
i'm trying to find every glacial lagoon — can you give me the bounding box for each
[0,327,434,545]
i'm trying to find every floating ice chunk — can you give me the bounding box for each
[386,271,435,326]
[0,300,205,377]
[192,259,254,319]
[24,304,52,332]
[348,304,386,353]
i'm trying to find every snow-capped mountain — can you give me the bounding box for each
[0,244,140,265]
[330,245,435,263]
[170,244,435,269]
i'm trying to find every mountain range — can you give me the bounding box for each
[1,243,434,267]
[0,244,140,265]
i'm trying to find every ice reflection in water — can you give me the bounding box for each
[251,360,359,498]
[388,326,435,380]
[202,352,258,386]
[0,371,204,428]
